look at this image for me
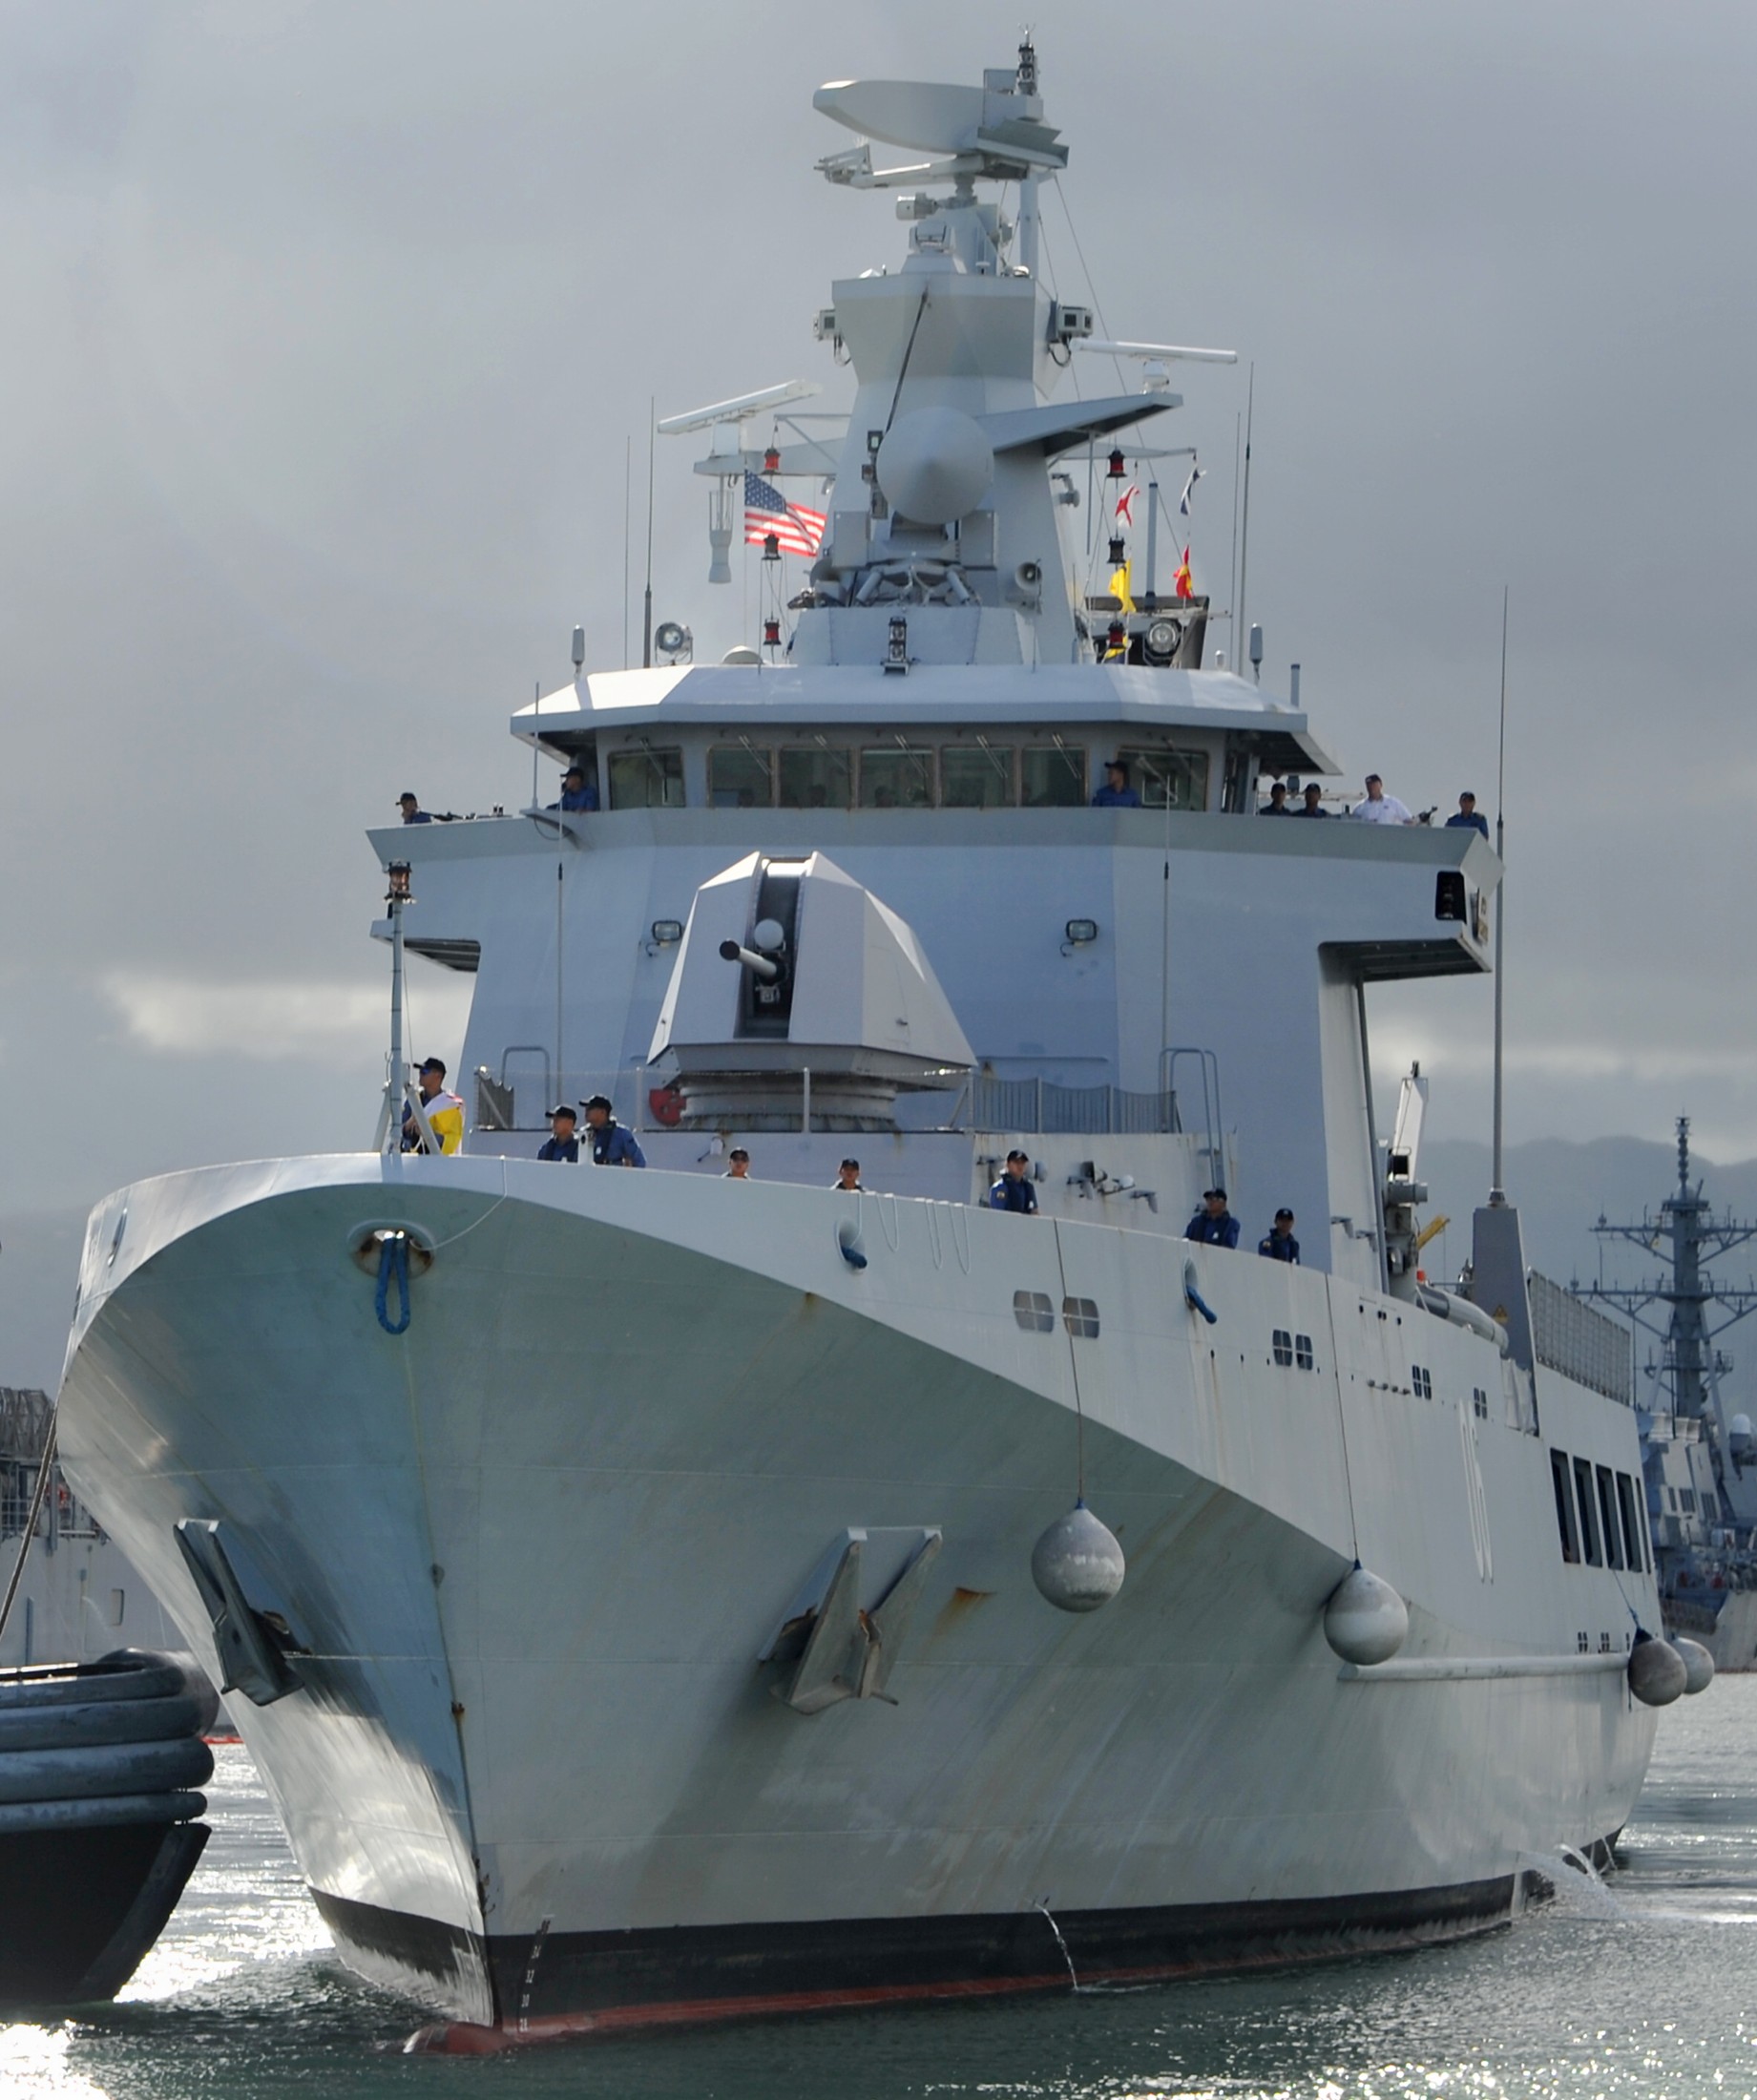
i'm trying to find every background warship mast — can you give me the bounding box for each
[1582,1116,1757,1664]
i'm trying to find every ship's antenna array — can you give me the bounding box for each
[642,401,656,669]
[1490,586,1509,1206]
[1584,1116,1757,1418]
[374,862,436,1155]
[1235,365,1255,672]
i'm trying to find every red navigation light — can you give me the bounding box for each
[763,446,781,474]
[1107,536,1126,567]
[1106,621,1126,652]
[763,618,782,647]
[1107,448,1126,478]
[762,533,781,563]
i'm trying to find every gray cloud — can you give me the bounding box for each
[2,0,1753,1270]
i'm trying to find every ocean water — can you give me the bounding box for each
[5,1677,1756,2099]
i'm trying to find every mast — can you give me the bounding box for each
[1587,1117,1757,1429]
[1490,587,1508,1205]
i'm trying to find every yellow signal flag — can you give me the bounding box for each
[1108,561,1135,613]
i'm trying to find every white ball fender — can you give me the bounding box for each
[1627,1631,1688,1707]
[1323,1565,1410,1666]
[1031,1502,1125,1613]
[1674,1636,1715,1695]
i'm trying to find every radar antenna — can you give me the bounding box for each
[1583,1116,1757,1423]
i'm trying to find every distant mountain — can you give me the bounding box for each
[1421,1135,1757,1311]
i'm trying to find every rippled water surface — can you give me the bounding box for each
[4,1678,1756,2097]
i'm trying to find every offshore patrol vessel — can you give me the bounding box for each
[55,49,1692,2047]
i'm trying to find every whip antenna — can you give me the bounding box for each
[1490,585,1509,1206]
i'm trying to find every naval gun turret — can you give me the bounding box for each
[648,851,973,1130]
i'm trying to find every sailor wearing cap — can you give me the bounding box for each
[1184,1186,1240,1249]
[397,791,433,825]
[554,765,598,814]
[832,1159,863,1191]
[1258,1208,1300,1263]
[581,1095,645,1167]
[402,1057,465,1155]
[989,1149,1039,1215]
[536,1104,579,1163]
[1090,757,1141,808]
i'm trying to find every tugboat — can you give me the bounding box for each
[0,1389,216,2006]
[53,44,1699,2047]
[1580,1118,1757,1671]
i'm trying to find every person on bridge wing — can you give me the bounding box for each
[1258,1208,1300,1263]
[402,1058,464,1155]
[989,1150,1039,1215]
[536,1104,580,1162]
[581,1095,646,1167]
[1184,1187,1240,1249]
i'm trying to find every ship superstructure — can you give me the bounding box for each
[52,48,1691,2046]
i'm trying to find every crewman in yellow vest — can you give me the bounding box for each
[402,1057,465,1156]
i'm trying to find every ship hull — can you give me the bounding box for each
[56,1155,1658,2033]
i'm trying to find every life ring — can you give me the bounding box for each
[647,1085,684,1128]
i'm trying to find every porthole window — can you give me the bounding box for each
[1271,1329,1293,1367]
[1013,1290,1055,1334]
[1061,1296,1100,1339]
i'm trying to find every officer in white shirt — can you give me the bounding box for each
[1349,773,1413,825]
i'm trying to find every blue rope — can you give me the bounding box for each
[375,1235,411,1335]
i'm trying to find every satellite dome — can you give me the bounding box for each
[875,408,994,525]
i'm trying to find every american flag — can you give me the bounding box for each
[743,472,826,557]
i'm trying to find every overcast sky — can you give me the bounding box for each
[3,1,1755,1293]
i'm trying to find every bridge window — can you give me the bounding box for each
[1295,1334,1315,1370]
[778,746,852,810]
[941,745,1015,808]
[608,746,684,809]
[1412,1366,1433,1399]
[1115,746,1209,811]
[859,746,934,809]
[1550,1450,1580,1563]
[708,746,774,808]
[1271,1330,1293,1367]
[1021,746,1086,807]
